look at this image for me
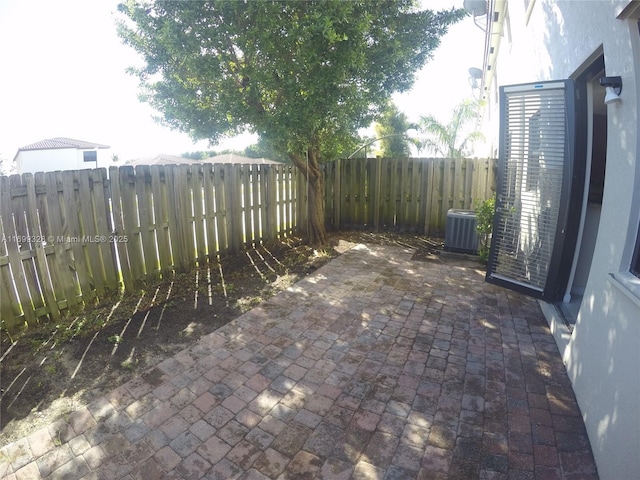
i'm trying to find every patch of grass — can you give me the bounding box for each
[120,359,137,370]
[236,296,263,312]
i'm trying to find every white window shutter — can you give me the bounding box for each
[487,80,582,301]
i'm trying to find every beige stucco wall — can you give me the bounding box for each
[483,1,640,478]
[17,148,109,174]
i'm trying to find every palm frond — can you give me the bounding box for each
[417,99,485,158]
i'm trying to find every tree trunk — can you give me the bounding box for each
[289,148,327,246]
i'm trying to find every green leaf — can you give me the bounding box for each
[117,0,466,242]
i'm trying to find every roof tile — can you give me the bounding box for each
[19,137,110,151]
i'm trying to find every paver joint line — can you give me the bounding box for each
[0,244,598,480]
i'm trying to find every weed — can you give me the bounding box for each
[108,334,123,345]
[29,338,44,352]
[120,359,137,370]
[474,193,496,263]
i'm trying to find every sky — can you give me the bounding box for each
[0,0,484,166]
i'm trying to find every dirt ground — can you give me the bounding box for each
[0,231,447,446]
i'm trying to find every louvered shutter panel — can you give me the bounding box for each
[486,80,580,301]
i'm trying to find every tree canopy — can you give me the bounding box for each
[374,101,416,158]
[117,0,466,244]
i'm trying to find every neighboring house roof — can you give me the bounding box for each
[17,137,110,151]
[205,153,281,165]
[126,154,202,166]
[127,153,282,167]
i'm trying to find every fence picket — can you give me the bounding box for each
[354,159,363,227]
[213,165,229,254]
[372,157,382,232]
[265,166,277,240]
[118,167,144,282]
[93,169,119,290]
[173,165,193,270]
[242,166,253,245]
[134,165,158,278]
[295,167,305,234]
[432,159,445,234]
[149,165,172,273]
[191,164,207,262]
[183,166,196,266]
[411,161,422,232]
[202,163,218,257]
[418,160,429,234]
[226,165,242,253]
[252,166,262,244]
[260,166,270,242]
[108,167,133,290]
[0,267,18,328]
[277,166,286,238]
[283,166,292,235]
[333,160,341,230]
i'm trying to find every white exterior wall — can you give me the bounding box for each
[16,148,109,174]
[485,2,640,478]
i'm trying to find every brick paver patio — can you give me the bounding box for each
[0,243,598,479]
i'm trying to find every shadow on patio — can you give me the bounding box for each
[0,243,597,479]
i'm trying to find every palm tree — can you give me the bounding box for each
[374,101,418,158]
[417,99,485,158]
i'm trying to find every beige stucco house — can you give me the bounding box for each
[472,1,640,478]
[14,137,110,174]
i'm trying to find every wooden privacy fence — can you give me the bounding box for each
[1,157,495,333]
[0,163,301,332]
[323,157,496,235]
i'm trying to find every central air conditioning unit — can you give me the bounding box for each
[445,209,479,254]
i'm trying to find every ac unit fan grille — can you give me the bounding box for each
[445,209,479,254]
